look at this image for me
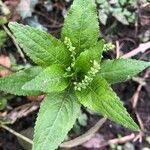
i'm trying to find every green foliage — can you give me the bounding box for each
[33,90,80,150]
[77,111,88,127]
[76,76,139,131]
[8,23,71,67]
[74,40,104,74]
[61,0,99,54]
[22,64,69,93]
[99,59,150,84]
[0,98,7,110]
[97,0,142,25]
[0,67,42,96]
[0,0,149,149]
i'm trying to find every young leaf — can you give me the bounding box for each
[76,76,140,131]
[74,40,104,74]
[0,67,42,96]
[8,22,71,67]
[23,64,69,93]
[61,0,99,54]
[33,90,81,150]
[99,59,150,84]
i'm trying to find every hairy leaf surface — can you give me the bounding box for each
[61,0,99,54]
[74,40,104,74]
[99,59,150,84]
[23,65,69,93]
[76,76,139,131]
[0,67,42,96]
[9,22,71,67]
[33,90,81,150]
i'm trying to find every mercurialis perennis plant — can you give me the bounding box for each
[0,0,150,149]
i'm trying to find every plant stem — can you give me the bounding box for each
[121,41,150,59]
[0,124,33,144]
[2,25,27,63]
[60,118,107,148]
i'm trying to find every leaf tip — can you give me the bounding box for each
[131,124,141,132]
[8,22,22,31]
[8,21,16,28]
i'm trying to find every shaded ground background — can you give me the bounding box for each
[0,0,150,150]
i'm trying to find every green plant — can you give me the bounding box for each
[97,0,141,25]
[0,0,150,149]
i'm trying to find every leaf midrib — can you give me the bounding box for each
[77,0,87,52]
[17,28,64,66]
[86,82,134,127]
[41,90,70,150]
[99,68,137,75]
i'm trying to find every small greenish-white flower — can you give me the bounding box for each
[75,60,100,91]
[103,42,115,51]
[66,66,71,72]
[64,37,76,68]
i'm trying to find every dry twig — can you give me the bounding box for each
[115,41,120,58]
[99,133,136,148]
[131,68,150,142]
[121,41,150,59]
[132,68,150,109]
[0,124,33,144]
[60,118,107,148]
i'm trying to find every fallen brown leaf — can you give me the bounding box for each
[0,55,12,77]
[27,95,45,102]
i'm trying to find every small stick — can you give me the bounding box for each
[133,112,144,143]
[116,41,120,58]
[132,84,143,109]
[131,68,150,142]
[2,25,27,63]
[0,124,33,144]
[132,68,150,108]
[121,41,150,59]
[100,133,135,148]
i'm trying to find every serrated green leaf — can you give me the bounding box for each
[23,64,69,93]
[0,67,42,96]
[61,0,99,54]
[99,59,150,84]
[74,40,104,74]
[76,76,140,131]
[8,22,71,67]
[33,89,81,150]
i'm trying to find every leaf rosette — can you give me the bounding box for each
[0,0,149,149]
